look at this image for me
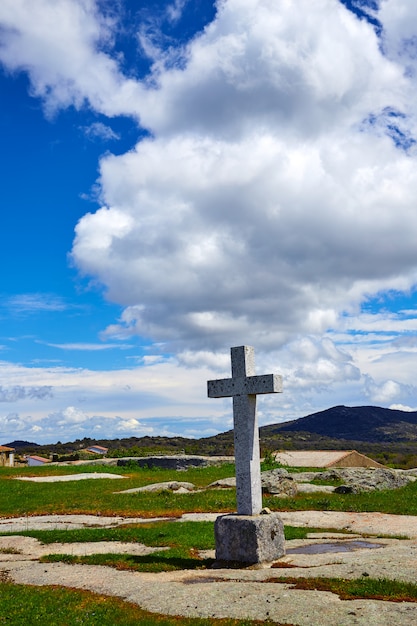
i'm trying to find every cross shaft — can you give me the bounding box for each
[208,346,282,515]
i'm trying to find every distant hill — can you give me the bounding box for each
[4,440,39,449]
[263,405,417,443]
[5,407,417,463]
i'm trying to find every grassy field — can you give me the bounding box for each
[0,464,238,517]
[1,463,417,517]
[1,462,417,623]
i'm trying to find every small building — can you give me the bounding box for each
[86,445,108,456]
[274,450,385,469]
[26,455,51,467]
[0,445,15,467]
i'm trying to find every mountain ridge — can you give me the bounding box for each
[264,405,417,442]
[4,405,417,453]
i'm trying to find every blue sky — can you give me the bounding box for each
[1,0,417,445]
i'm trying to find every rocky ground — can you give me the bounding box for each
[1,509,417,625]
[2,468,417,625]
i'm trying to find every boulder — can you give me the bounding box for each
[319,468,413,493]
[117,481,195,494]
[208,477,237,488]
[291,472,323,483]
[209,469,298,497]
[297,483,335,494]
[261,469,298,497]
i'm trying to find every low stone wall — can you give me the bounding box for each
[117,455,233,470]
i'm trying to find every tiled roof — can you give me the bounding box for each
[274,450,377,467]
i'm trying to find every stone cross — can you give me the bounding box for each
[208,345,282,515]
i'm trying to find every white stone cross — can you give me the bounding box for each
[207,345,282,515]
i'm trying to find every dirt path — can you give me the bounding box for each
[1,512,417,625]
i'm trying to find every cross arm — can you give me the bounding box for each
[207,374,282,398]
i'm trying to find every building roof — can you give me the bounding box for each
[86,445,108,453]
[0,445,15,452]
[274,450,384,468]
[26,455,51,463]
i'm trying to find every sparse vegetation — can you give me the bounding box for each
[12,522,317,573]
[2,435,417,623]
[267,576,417,602]
[0,581,273,625]
[260,449,283,471]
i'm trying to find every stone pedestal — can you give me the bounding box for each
[215,512,285,564]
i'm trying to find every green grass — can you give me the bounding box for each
[40,548,214,573]
[1,463,416,622]
[3,521,317,573]
[269,576,417,602]
[0,520,321,547]
[269,480,417,515]
[0,464,237,517]
[12,520,217,546]
[2,463,417,517]
[0,581,284,625]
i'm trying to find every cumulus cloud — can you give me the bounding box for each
[0,357,221,443]
[3,1,417,440]
[365,378,405,403]
[0,0,144,118]
[0,408,154,442]
[0,413,28,436]
[390,403,417,412]
[70,0,417,356]
[0,386,53,402]
[274,337,361,392]
[380,0,417,71]
[139,0,403,138]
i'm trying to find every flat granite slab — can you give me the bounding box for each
[2,541,417,626]
[2,510,417,537]
[2,511,417,625]
[14,473,125,482]
[0,515,171,532]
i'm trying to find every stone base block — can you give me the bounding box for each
[214,512,285,564]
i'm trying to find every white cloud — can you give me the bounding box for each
[379,0,417,71]
[70,1,417,355]
[365,378,404,404]
[115,417,153,433]
[3,1,417,442]
[138,0,403,138]
[166,0,189,24]
[56,406,89,425]
[389,403,417,412]
[6,293,68,314]
[81,121,120,141]
[0,0,144,118]
[4,1,417,357]
[0,357,221,443]
[43,342,134,351]
[0,385,53,402]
